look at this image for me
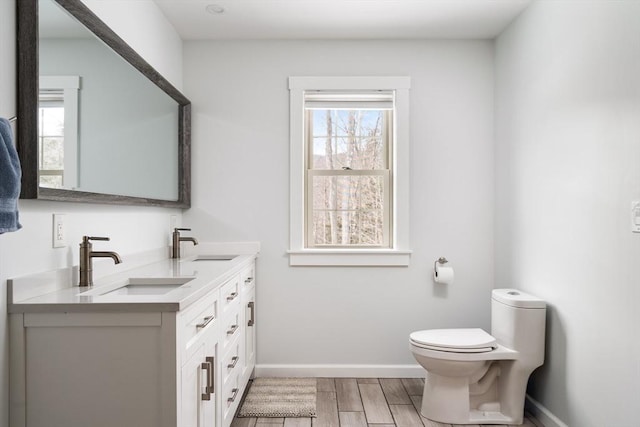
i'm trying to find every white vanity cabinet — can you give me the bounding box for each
[181,343,216,427]
[219,263,257,427]
[218,273,244,427]
[241,263,257,385]
[9,257,257,427]
[179,286,220,427]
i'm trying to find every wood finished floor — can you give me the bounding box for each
[231,378,543,427]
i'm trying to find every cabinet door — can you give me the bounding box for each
[204,338,218,427]
[181,343,216,427]
[243,286,256,382]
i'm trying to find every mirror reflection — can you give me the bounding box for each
[37,0,180,201]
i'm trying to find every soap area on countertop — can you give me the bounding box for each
[8,242,259,313]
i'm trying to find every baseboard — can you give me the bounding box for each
[255,364,425,378]
[525,394,568,427]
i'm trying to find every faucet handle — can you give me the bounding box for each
[82,236,110,244]
[80,236,110,251]
[86,236,110,241]
[174,228,191,232]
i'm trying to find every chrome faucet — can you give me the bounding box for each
[79,236,123,287]
[172,228,198,259]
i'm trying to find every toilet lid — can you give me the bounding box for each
[410,328,496,353]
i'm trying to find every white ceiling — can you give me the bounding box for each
[154,0,532,41]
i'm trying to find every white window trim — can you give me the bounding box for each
[288,76,411,266]
[40,75,80,189]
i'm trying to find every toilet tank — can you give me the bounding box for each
[491,289,546,366]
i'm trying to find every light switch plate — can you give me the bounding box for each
[631,202,640,233]
[53,214,66,248]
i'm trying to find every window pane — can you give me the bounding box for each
[311,109,386,170]
[39,175,63,189]
[40,107,65,136]
[311,175,385,246]
[41,137,64,170]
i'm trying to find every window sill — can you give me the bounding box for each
[287,249,412,267]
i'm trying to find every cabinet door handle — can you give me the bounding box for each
[226,292,238,301]
[248,301,255,327]
[196,315,215,329]
[206,356,215,394]
[244,277,253,284]
[201,361,212,401]
[227,356,239,369]
[226,324,239,335]
[228,387,239,403]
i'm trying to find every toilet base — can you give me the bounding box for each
[421,372,470,424]
[420,372,519,425]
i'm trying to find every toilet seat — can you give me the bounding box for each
[410,328,497,353]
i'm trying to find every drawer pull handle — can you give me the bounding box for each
[228,387,239,403]
[206,356,215,394]
[226,324,239,335]
[248,301,255,327]
[244,277,253,284]
[226,292,238,301]
[201,360,212,401]
[227,356,239,369]
[196,315,215,329]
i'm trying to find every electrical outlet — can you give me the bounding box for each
[53,214,66,248]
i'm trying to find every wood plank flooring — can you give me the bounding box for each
[231,378,543,427]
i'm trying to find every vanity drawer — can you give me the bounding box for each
[221,335,242,388]
[220,275,241,317]
[180,289,219,355]
[220,310,242,354]
[240,264,255,294]
[222,371,241,427]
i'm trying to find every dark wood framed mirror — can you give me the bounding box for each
[17,0,191,207]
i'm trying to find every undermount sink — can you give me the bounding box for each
[191,255,238,262]
[80,277,194,297]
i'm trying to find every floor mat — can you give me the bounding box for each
[238,377,317,418]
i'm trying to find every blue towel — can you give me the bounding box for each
[0,117,22,234]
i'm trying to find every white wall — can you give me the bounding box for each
[495,1,640,426]
[0,0,184,424]
[183,40,495,370]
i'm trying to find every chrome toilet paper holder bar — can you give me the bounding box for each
[434,257,448,272]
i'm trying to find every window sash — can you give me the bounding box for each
[306,169,391,248]
[39,169,64,176]
[306,109,392,171]
[304,101,394,249]
[38,75,80,189]
[38,104,65,174]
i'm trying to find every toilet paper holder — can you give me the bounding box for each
[433,257,454,284]
[434,257,448,271]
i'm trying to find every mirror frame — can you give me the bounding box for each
[16,0,191,208]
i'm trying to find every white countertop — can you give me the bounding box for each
[8,253,257,313]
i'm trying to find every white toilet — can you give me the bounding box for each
[409,289,546,425]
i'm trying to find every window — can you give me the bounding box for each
[38,76,80,189]
[289,77,411,266]
[38,91,65,188]
[306,92,393,247]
